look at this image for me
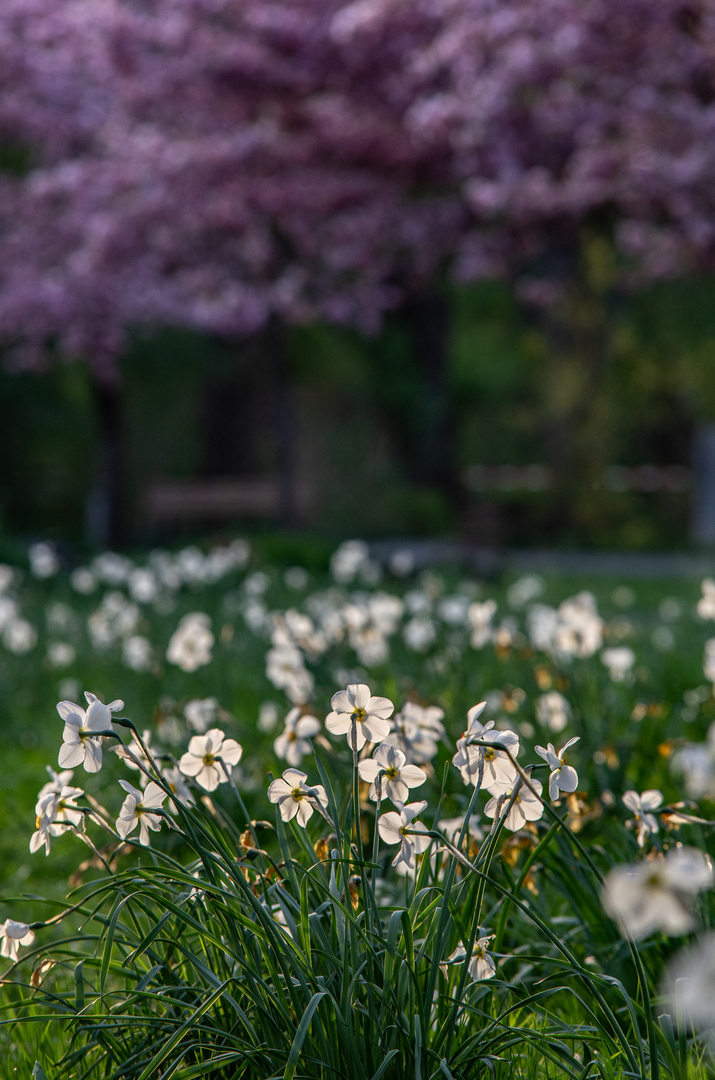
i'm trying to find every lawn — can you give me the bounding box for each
[0,538,714,1078]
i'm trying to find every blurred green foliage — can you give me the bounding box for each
[2,271,715,549]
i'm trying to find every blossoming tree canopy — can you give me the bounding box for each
[0,0,462,373]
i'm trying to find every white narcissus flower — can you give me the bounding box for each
[161,767,195,813]
[0,919,35,962]
[31,785,85,855]
[273,708,321,767]
[166,612,214,672]
[484,777,544,832]
[357,743,426,804]
[178,728,243,792]
[622,789,663,847]
[325,683,393,752]
[603,846,714,939]
[446,937,496,981]
[535,737,580,801]
[473,730,520,795]
[57,692,124,773]
[267,769,328,826]
[377,800,432,870]
[116,780,167,846]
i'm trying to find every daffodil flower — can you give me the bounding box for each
[446,937,496,981]
[484,777,544,831]
[325,683,393,752]
[0,919,35,962]
[357,743,426,803]
[377,800,432,870]
[273,708,321,766]
[622,788,663,847]
[116,780,167,846]
[57,692,124,773]
[267,768,328,826]
[535,736,579,801]
[178,728,243,792]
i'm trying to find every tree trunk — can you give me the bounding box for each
[86,374,125,549]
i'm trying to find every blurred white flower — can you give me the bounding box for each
[268,768,328,826]
[357,743,426,803]
[116,780,167,846]
[166,612,214,672]
[403,615,437,652]
[704,638,715,684]
[601,647,636,682]
[4,618,37,654]
[284,566,309,590]
[178,728,242,792]
[0,919,35,961]
[664,933,715,1035]
[622,789,663,847]
[29,541,59,579]
[128,568,159,604]
[535,691,571,733]
[70,567,97,595]
[330,540,370,584]
[468,600,496,648]
[325,683,393,751]
[507,574,544,609]
[377,801,431,870]
[697,579,715,620]
[122,635,153,673]
[0,565,13,593]
[184,697,219,734]
[535,737,579,801]
[265,645,314,704]
[257,701,279,734]
[672,725,715,799]
[47,642,76,669]
[273,708,321,766]
[603,846,713,939]
[57,692,124,773]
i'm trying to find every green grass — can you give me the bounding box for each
[0,544,713,1077]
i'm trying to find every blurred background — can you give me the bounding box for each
[2,0,715,556]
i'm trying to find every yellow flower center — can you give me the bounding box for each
[385,767,399,779]
[351,708,367,722]
[292,788,306,801]
[203,753,215,766]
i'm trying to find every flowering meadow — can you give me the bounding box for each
[1,538,715,1078]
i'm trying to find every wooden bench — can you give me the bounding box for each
[144,478,312,526]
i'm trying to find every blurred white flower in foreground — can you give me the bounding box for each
[179,729,242,792]
[273,708,321,766]
[664,933,715,1035]
[357,743,426,803]
[268,769,328,826]
[603,846,713,939]
[0,919,35,961]
[325,683,393,752]
[57,692,124,773]
[4,617,37,654]
[622,789,662,847]
[166,612,214,672]
[535,737,579,801]
[378,801,431,870]
[116,780,167,846]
